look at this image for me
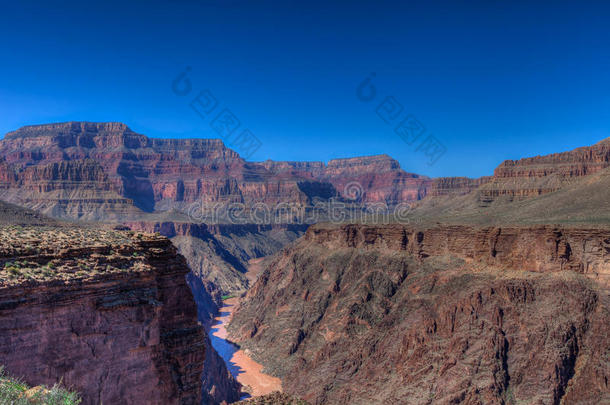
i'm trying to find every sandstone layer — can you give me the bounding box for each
[0,122,476,221]
[477,138,610,202]
[228,224,610,405]
[0,226,205,405]
[1,123,609,222]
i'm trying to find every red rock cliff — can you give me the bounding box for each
[228,223,610,404]
[307,224,610,284]
[0,123,480,219]
[0,226,205,405]
[2,122,608,218]
[478,138,610,201]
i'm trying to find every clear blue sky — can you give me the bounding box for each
[1,0,608,177]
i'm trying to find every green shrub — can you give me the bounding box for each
[0,366,81,405]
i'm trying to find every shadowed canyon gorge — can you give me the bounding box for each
[0,122,608,404]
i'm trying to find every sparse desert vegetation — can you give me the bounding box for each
[0,225,161,285]
[0,366,81,405]
[236,392,309,405]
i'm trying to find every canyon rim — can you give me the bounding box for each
[2,2,609,404]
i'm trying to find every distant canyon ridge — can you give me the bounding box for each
[1,122,609,405]
[1,121,608,222]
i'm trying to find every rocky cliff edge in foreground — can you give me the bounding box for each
[0,225,205,405]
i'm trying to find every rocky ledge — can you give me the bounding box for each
[306,223,610,285]
[229,223,610,404]
[0,225,205,405]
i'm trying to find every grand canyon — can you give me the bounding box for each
[4,2,610,403]
[0,121,607,404]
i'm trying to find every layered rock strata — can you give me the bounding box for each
[2,122,608,220]
[126,221,308,294]
[0,123,474,220]
[478,138,610,201]
[228,223,610,404]
[0,226,205,405]
[306,224,610,284]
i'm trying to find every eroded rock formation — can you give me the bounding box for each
[0,122,477,220]
[0,226,205,405]
[2,122,610,221]
[478,138,610,202]
[125,221,308,294]
[228,224,610,404]
[3,122,608,221]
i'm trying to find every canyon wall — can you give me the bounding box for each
[124,220,309,403]
[478,138,610,202]
[306,224,610,284]
[0,227,205,405]
[0,122,479,220]
[0,123,335,218]
[126,221,308,294]
[229,223,610,404]
[2,122,608,221]
[1,122,610,221]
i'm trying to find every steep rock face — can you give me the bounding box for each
[494,138,610,178]
[126,221,308,294]
[264,155,431,204]
[2,122,609,219]
[0,123,479,220]
[0,123,335,218]
[0,158,138,220]
[228,224,610,405]
[124,221,307,403]
[185,271,242,405]
[321,155,427,202]
[306,224,610,284]
[0,227,205,405]
[0,122,244,217]
[259,156,494,203]
[479,138,610,201]
[424,176,492,197]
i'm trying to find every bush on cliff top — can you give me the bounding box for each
[0,367,81,405]
[236,392,309,405]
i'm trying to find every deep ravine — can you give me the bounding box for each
[209,258,282,400]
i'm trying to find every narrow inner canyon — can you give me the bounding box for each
[209,258,282,400]
[0,122,609,404]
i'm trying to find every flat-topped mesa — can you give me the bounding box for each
[315,155,429,204]
[3,122,133,139]
[2,121,234,156]
[260,160,326,172]
[326,154,405,173]
[0,225,205,404]
[0,122,250,218]
[260,155,407,175]
[257,155,428,204]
